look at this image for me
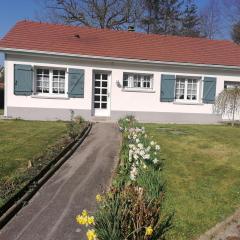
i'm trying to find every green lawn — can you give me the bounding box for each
[145,124,240,240]
[0,120,68,206]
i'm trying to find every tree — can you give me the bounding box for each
[199,0,221,39]
[232,21,240,44]
[157,0,184,35]
[38,0,140,29]
[180,0,201,37]
[140,0,160,34]
[214,87,240,126]
[140,0,184,35]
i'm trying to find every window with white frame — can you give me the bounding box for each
[123,73,153,89]
[224,81,240,89]
[175,76,200,101]
[35,68,66,95]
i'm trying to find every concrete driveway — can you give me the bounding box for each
[0,123,121,240]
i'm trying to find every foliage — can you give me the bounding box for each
[214,87,240,126]
[76,116,173,239]
[180,0,201,37]
[95,186,172,240]
[140,0,184,35]
[67,110,85,139]
[232,21,240,44]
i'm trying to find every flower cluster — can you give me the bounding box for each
[126,126,161,181]
[76,210,95,226]
[76,210,96,240]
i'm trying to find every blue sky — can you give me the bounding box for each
[0,0,214,64]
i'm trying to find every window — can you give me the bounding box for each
[224,81,240,89]
[123,73,153,89]
[36,69,50,93]
[52,70,65,94]
[35,68,66,95]
[175,76,199,101]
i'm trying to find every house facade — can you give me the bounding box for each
[0,21,240,123]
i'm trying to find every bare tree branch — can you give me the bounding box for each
[36,0,140,29]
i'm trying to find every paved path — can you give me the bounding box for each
[0,123,121,240]
[199,209,240,240]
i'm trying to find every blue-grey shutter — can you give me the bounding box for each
[68,68,84,98]
[203,77,216,104]
[160,74,176,102]
[14,64,33,96]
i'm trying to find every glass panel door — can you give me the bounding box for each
[93,72,110,116]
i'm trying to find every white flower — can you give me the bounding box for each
[129,144,134,149]
[136,138,140,143]
[153,158,159,164]
[129,150,133,161]
[133,134,137,139]
[133,154,139,160]
[130,165,138,181]
[128,135,131,139]
[154,152,157,155]
[144,134,148,138]
[135,148,140,154]
[155,145,160,150]
[145,146,151,152]
[140,150,145,157]
[143,154,150,160]
[150,141,155,146]
[138,143,144,149]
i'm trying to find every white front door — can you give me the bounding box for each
[93,72,111,117]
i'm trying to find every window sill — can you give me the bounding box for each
[122,88,155,93]
[31,94,69,100]
[173,101,204,105]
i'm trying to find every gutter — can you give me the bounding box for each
[0,47,240,71]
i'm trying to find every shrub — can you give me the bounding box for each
[67,110,85,140]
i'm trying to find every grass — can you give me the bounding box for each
[145,124,240,240]
[0,119,68,206]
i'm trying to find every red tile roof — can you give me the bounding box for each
[0,20,240,68]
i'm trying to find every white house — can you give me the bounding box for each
[0,20,240,123]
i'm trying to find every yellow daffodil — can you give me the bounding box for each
[82,210,88,217]
[87,216,95,225]
[145,226,153,236]
[76,215,87,225]
[96,194,102,202]
[86,229,97,240]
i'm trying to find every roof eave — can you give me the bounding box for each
[1,47,240,71]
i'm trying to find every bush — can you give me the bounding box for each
[67,110,85,140]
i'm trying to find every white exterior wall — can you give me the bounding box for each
[4,53,240,122]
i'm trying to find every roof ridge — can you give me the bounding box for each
[15,20,234,45]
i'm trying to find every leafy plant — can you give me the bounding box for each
[67,110,85,139]
[214,87,240,126]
